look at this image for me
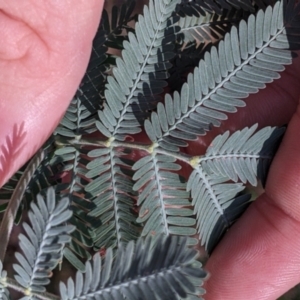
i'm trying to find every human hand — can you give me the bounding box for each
[0,0,104,187]
[1,1,300,299]
[202,55,300,299]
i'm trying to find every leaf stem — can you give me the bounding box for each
[56,136,155,152]
[155,148,194,165]
[0,149,44,262]
[56,136,198,165]
[3,276,60,300]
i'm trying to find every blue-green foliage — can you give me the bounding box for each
[0,0,299,299]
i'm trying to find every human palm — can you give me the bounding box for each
[0,0,103,186]
[1,1,300,299]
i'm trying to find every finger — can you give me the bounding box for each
[204,100,300,299]
[0,0,104,187]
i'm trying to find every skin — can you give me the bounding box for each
[0,0,104,186]
[203,55,300,299]
[0,1,300,299]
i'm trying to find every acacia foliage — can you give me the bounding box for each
[0,0,299,299]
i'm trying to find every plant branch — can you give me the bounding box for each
[155,148,194,164]
[56,136,155,152]
[55,136,197,164]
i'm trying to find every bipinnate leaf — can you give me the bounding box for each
[145,1,300,151]
[187,168,251,253]
[59,235,207,300]
[186,125,284,252]
[200,124,285,186]
[13,188,75,296]
[56,1,138,138]
[52,146,95,271]
[132,151,197,245]
[96,0,181,140]
[85,147,140,250]
[3,1,298,299]
[56,97,100,138]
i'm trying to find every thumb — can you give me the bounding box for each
[205,98,300,299]
[0,0,104,187]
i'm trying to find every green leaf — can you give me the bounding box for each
[97,0,181,140]
[200,125,285,186]
[13,188,74,294]
[187,168,251,253]
[59,236,207,300]
[146,2,298,151]
[85,146,140,251]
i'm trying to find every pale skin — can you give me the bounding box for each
[0,1,300,299]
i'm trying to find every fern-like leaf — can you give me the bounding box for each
[0,261,9,300]
[200,124,285,186]
[85,146,139,250]
[96,0,180,140]
[168,9,245,92]
[56,0,137,138]
[13,188,74,296]
[132,151,197,245]
[145,1,300,151]
[187,168,251,252]
[51,146,95,271]
[65,0,138,130]
[178,9,243,44]
[55,97,101,138]
[57,1,138,138]
[59,235,207,300]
